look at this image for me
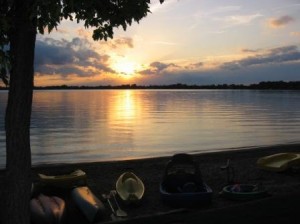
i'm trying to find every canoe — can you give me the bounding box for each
[116,172,145,204]
[221,184,268,201]
[30,194,66,224]
[38,169,87,188]
[257,153,300,172]
[160,153,213,207]
[72,186,106,223]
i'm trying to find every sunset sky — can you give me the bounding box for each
[34,0,300,86]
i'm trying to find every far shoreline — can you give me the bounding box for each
[1,80,300,91]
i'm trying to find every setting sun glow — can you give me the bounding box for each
[112,59,137,76]
[27,0,300,87]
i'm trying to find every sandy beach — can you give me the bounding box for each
[1,143,300,223]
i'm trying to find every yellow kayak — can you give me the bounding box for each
[257,153,300,172]
[38,169,87,188]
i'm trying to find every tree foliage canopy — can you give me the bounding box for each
[0,0,164,84]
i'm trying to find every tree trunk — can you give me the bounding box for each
[3,0,36,223]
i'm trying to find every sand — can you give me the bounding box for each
[2,143,300,223]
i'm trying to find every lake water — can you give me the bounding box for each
[0,89,299,167]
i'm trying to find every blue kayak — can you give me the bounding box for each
[160,153,213,207]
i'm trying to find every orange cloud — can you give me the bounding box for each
[290,31,300,36]
[113,38,133,48]
[268,15,294,28]
[77,28,93,39]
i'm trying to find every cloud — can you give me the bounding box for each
[290,31,300,37]
[138,61,300,86]
[211,13,263,29]
[111,37,134,49]
[150,62,174,71]
[194,5,241,19]
[77,28,93,39]
[185,62,203,69]
[55,28,69,34]
[268,15,294,28]
[137,45,300,85]
[221,45,300,70]
[269,45,297,55]
[139,61,178,75]
[221,13,263,27]
[35,37,114,77]
[240,48,261,53]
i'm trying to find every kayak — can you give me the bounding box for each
[30,194,66,224]
[116,172,145,204]
[221,184,268,201]
[257,153,300,172]
[160,153,213,207]
[38,169,87,188]
[72,186,106,223]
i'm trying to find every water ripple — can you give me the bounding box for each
[0,89,299,167]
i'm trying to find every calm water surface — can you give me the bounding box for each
[0,89,299,167]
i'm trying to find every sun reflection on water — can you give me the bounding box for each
[1,89,298,168]
[115,90,136,120]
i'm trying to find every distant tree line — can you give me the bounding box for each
[0,81,299,90]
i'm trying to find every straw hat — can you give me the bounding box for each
[116,172,145,203]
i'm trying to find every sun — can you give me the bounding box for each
[112,58,137,76]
